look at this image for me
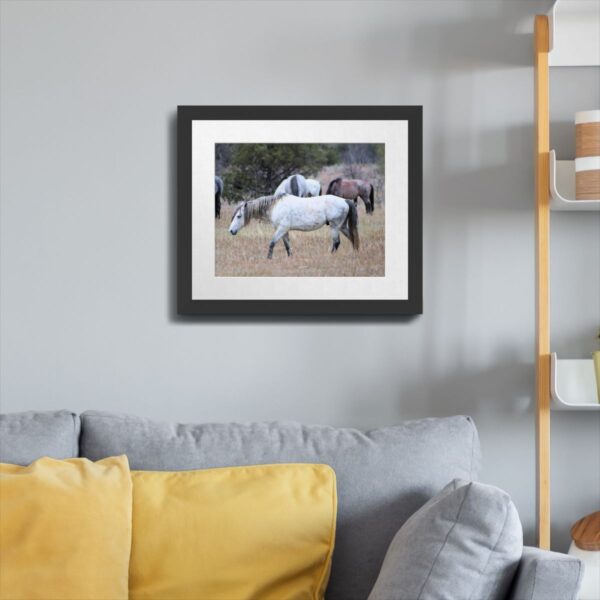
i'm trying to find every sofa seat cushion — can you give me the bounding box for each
[0,455,132,600]
[129,463,337,600]
[80,411,481,600]
[0,410,80,465]
[368,479,523,600]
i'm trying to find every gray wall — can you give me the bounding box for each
[1,0,598,551]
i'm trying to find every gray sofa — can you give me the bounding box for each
[0,410,583,600]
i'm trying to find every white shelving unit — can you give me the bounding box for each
[545,0,600,411]
[535,0,600,547]
[548,0,600,67]
[549,151,600,211]
[551,353,600,411]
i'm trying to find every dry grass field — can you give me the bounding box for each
[215,164,385,277]
[215,203,384,278]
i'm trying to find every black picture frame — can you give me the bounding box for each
[178,106,422,317]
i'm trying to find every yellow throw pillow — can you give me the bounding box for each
[130,463,337,600]
[0,456,132,600]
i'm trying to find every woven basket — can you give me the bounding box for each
[576,110,600,200]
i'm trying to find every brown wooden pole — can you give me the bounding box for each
[534,14,551,550]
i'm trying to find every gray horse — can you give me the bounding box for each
[215,176,224,218]
[274,174,308,197]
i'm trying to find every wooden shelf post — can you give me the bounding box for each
[534,14,551,550]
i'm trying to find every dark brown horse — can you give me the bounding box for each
[215,176,223,219]
[326,177,375,214]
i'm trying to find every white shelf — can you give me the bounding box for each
[549,151,600,211]
[548,0,600,66]
[551,353,600,411]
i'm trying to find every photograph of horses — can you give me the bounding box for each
[215,143,384,277]
[178,106,422,317]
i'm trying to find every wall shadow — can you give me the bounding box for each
[364,0,547,73]
[167,111,178,322]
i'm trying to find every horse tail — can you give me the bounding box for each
[319,184,322,195]
[326,177,340,195]
[291,175,299,196]
[369,184,375,213]
[345,200,360,251]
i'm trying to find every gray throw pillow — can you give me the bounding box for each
[368,479,523,600]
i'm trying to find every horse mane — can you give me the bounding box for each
[326,177,341,194]
[241,193,284,223]
[290,175,299,196]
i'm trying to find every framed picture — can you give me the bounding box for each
[178,106,422,317]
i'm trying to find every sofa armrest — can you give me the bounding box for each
[507,546,583,600]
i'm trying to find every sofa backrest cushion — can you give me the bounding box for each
[80,411,481,600]
[0,410,80,465]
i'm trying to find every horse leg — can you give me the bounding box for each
[215,192,221,219]
[340,222,352,241]
[359,195,370,214]
[330,227,341,253]
[282,233,292,257]
[267,226,288,259]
